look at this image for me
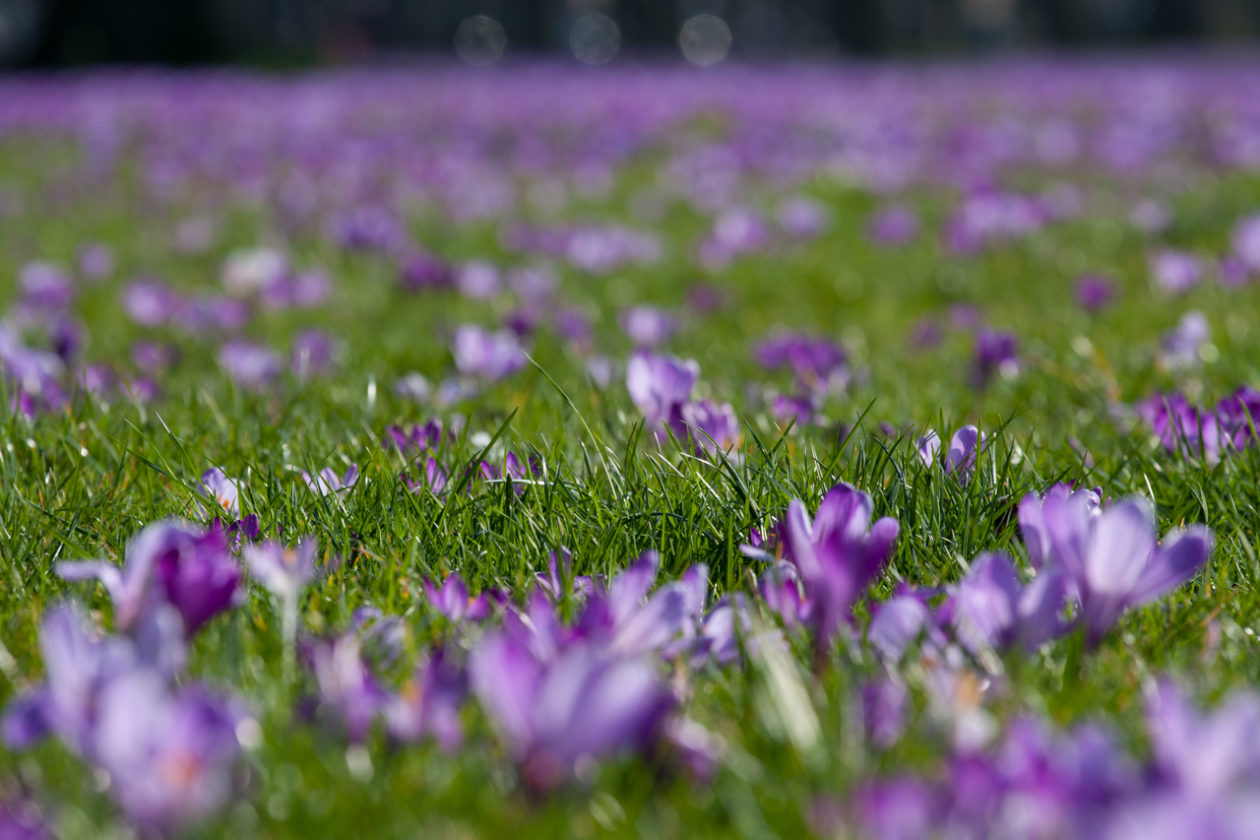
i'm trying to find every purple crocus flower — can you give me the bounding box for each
[868,205,919,246]
[424,573,491,623]
[854,777,940,840]
[199,467,240,518]
[916,426,983,482]
[1161,310,1210,369]
[479,451,534,487]
[1076,273,1117,311]
[402,457,450,496]
[1018,483,1102,570]
[451,325,526,382]
[780,483,900,652]
[302,464,359,496]
[1107,680,1260,839]
[861,677,909,748]
[680,399,740,457]
[78,243,114,280]
[755,333,849,395]
[947,552,1068,653]
[1134,392,1225,462]
[455,261,502,300]
[382,420,448,455]
[291,330,339,380]
[1217,387,1260,450]
[399,252,455,292]
[2,603,160,754]
[770,392,818,427]
[260,269,329,310]
[1151,250,1204,295]
[217,341,282,391]
[554,552,707,658]
[393,372,432,401]
[469,631,674,790]
[972,329,1019,387]
[243,540,319,604]
[131,340,180,374]
[303,631,389,742]
[867,593,942,661]
[758,562,809,627]
[619,306,677,348]
[58,520,240,637]
[122,280,181,327]
[1018,493,1212,644]
[92,673,245,833]
[1231,213,1260,274]
[625,351,699,430]
[221,248,288,296]
[534,548,602,603]
[384,648,467,751]
[18,262,74,311]
[778,196,830,238]
[179,295,251,334]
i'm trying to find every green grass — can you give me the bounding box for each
[2,124,1260,839]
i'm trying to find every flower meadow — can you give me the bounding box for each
[3,59,1260,838]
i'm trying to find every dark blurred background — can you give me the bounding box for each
[0,0,1257,66]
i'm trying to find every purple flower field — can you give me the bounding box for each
[2,58,1260,838]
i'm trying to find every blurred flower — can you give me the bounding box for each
[946,552,1068,653]
[1151,251,1203,295]
[58,520,239,637]
[778,196,830,238]
[780,483,900,653]
[680,399,740,457]
[217,341,282,391]
[92,673,245,833]
[302,464,359,496]
[424,573,491,623]
[619,306,676,348]
[1018,493,1211,645]
[868,205,919,246]
[1231,214,1260,274]
[917,426,983,482]
[1076,274,1116,311]
[244,540,319,605]
[199,467,240,518]
[1161,310,1210,369]
[384,648,467,751]
[452,325,526,381]
[625,351,698,431]
[469,631,674,790]
[971,329,1019,387]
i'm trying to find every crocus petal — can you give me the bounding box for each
[916,430,940,468]
[952,552,1019,652]
[1014,570,1069,650]
[813,483,874,545]
[608,552,661,624]
[781,499,820,580]
[868,596,932,660]
[945,425,982,479]
[611,588,688,655]
[1084,500,1157,598]
[469,631,541,754]
[1128,526,1211,607]
[2,690,51,748]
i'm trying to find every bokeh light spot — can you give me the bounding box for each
[570,13,620,65]
[454,15,506,66]
[678,14,731,66]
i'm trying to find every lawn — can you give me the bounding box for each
[3,60,1260,838]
